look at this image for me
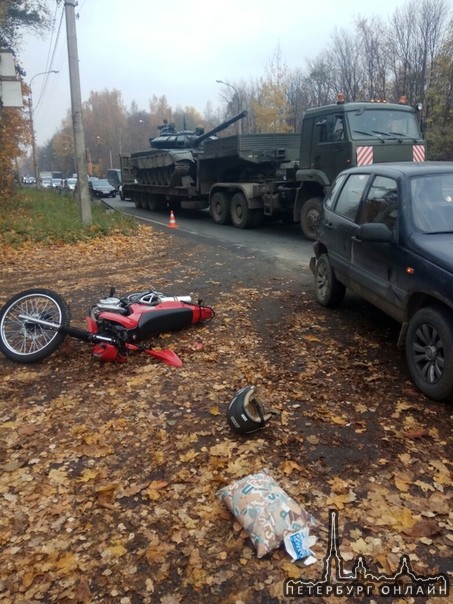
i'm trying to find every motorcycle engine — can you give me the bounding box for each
[90,296,127,320]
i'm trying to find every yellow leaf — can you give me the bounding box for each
[104,544,127,558]
[210,405,220,416]
[394,477,410,492]
[392,507,417,530]
[148,479,169,490]
[330,414,348,425]
[179,449,199,462]
[325,491,356,510]
[79,468,98,482]
[302,334,321,342]
[48,468,68,485]
[328,476,349,494]
[55,552,78,573]
[281,459,303,475]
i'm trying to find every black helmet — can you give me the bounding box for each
[227,386,276,434]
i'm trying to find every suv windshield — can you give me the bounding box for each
[410,174,453,233]
[347,109,421,141]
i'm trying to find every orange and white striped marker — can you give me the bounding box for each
[168,210,178,228]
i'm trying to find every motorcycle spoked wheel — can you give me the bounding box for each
[0,288,70,363]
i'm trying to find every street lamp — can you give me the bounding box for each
[29,70,59,188]
[216,79,241,135]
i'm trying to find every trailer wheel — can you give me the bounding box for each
[210,191,231,225]
[230,192,255,229]
[301,197,322,240]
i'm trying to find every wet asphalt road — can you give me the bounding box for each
[104,197,315,283]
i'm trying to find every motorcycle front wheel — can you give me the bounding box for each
[0,288,70,363]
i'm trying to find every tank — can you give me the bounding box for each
[130,110,248,187]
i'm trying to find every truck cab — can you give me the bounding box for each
[295,97,425,239]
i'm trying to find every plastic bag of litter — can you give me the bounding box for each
[216,469,317,559]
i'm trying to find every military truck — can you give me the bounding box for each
[121,96,425,239]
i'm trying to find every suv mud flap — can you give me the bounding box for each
[309,256,317,275]
[397,322,408,348]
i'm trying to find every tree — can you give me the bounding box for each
[82,89,128,175]
[355,15,390,101]
[386,0,450,105]
[252,46,293,133]
[0,83,32,195]
[0,1,50,52]
[425,20,453,159]
[0,1,51,197]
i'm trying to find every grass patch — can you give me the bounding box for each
[0,188,137,247]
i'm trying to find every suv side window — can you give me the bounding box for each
[358,176,398,228]
[325,173,347,209]
[334,174,369,221]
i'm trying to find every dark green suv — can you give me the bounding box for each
[310,162,453,402]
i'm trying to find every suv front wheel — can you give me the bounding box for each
[406,306,453,402]
[315,254,346,308]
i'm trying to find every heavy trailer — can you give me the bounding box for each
[121,96,426,239]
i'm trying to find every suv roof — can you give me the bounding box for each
[339,161,453,178]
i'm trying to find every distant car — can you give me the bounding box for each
[41,178,52,189]
[63,178,77,192]
[88,178,116,198]
[106,168,121,193]
[51,178,63,190]
[310,161,453,401]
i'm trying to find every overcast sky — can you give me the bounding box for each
[18,0,423,146]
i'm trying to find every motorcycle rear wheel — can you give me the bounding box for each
[0,288,70,363]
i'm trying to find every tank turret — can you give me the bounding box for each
[149,110,248,149]
[132,110,248,188]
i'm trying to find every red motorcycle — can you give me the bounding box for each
[0,287,215,367]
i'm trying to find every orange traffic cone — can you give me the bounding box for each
[168,210,178,228]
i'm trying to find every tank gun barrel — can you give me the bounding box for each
[193,110,248,146]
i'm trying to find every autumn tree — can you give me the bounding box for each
[252,47,293,133]
[425,20,453,159]
[0,1,50,197]
[0,87,32,194]
[52,116,75,176]
[82,89,128,175]
[0,0,50,50]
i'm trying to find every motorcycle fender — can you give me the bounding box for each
[86,316,98,333]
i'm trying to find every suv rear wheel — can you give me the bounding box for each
[406,306,453,402]
[315,254,346,307]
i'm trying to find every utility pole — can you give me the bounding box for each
[64,0,91,224]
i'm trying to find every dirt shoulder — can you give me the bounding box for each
[0,225,451,604]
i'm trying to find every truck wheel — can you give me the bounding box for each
[405,306,453,402]
[210,192,231,225]
[314,253,346,308]
[230,192,254,229]
[147,195,166,211]
[301,197,322,240]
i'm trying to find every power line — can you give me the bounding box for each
[34,5,65,112]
